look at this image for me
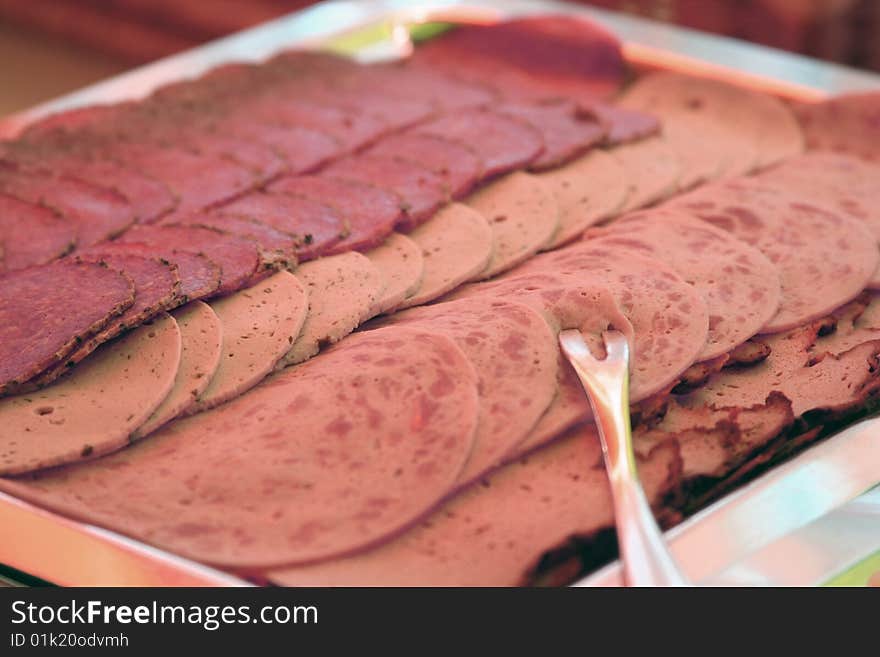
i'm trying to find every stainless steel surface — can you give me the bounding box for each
[559,330,689,586]
[576,417,880,586]
[1,0,879,586]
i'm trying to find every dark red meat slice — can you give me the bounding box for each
[0,161,134,249]
[413,108,544,179]
[163,212,299,270]
[498,99,606,170]
[0,193,75,272]
[587,103,661,145]
[85,241,221,302]
[117,224,264,296]
[0,260,135,394]
[19,103,135,139]
[367,133,483,198]
[269,175,402,254]
[217,191,347,261]
[322,154,448,230]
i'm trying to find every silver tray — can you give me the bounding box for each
[2,0,880,587]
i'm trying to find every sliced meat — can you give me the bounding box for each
[465,171,559,279]
[0,326,481,568]
[536,149,630,248]
[89,241,221,302]
[133,301,223,439]
[364,233,424,315]
[0,260,134,394]
[611,137,682,212]
[366,133,483,198]
[585,210,782,360]
[280,252,385,367]
[322,154,449,231]
[270,176,401,254]
[397,203,493,309]
[587,102,661,145]
[667,178,880,332]
[412,107,544,180]
[379,297,558,484]
[0,193,75,272]
[191,272,308,413]
[0,314,180,475]
[793,91,880,163]
[116,224,264,296]
[498,99,606,171]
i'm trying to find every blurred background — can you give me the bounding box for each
[2,0,879,116]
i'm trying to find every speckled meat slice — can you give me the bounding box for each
[0,260,134,394]
[794,91,880,163]
[0,193,75,272]
[0,326,481,568]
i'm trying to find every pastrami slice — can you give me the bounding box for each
[0,193,75,272]
[0,326,481,568]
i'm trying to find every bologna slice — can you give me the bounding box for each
[267,425,678,586]
[191,272,309,412]
[0,261,134,394]
[382,297,558,484]
[1,326,481,568]
[322,154,449,230]
[270,176,401,254]
[280,252,384,367]
[667,179,880,332]
[498,99,606,171]
[218,191,347,261]
[611,137,682,212]
[0,193,74,272]
[364,233,424,315]
[397,203,493,309]
[412,108,544,180]
[117,224,264,296]
[793,91,880,163]
[0,313,180,475]
[584,211,782,360]
[465,172,560,279]
[132,302,223,439]
[366,133,483,199]
[537,149,630,248]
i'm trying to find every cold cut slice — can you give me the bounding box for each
[190,272,308,412]
[0,193,74,272]
[587,103,661,145]
[397,203,493,309]
[0,261,134,394]
[793,91,880,163]
[611,137,682,212]
[0,313,180,474]
[0,326,481,568]
[364,233,424,315]
[132,302,222,439]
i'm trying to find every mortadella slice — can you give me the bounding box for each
[364,233,424,315]
[0,326,482,568]
[0,314,180,475]
[793,91,880,163]
[0,261,134,395]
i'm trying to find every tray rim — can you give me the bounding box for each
[2,0,879,587]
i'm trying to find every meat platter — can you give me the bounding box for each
[2,0,880,587]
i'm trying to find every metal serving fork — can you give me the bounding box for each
[559,329,690,587]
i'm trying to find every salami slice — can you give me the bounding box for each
[218,191,347,261]
[364,233,424,315]
[0,260,134,394]
[585,211,782,359]
[412,108,544,180]
[190,272,308,412]
[280,252,385,367]
[270,176,401,254]
[794,91,880,163]
[0,326,481,568]
[116,225,264,296]
[0,193,75,272]
[366,133,483,199]
[537,149,630,248]
[611,137,682,212]
[0,313,181,475]
[497,99,606,171]
[667,179,880,332]
[132,301,222,439]
[397,203,493,309]
[381,297,558,484]
[465,172,559,279]
[322,154,449,231]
